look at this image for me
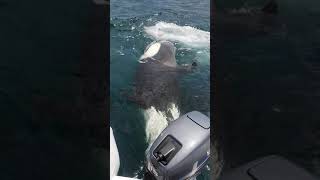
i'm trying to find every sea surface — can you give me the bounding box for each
[110,0,210,179]
[215,0,320,178]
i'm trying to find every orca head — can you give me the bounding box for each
[139,41,177,67]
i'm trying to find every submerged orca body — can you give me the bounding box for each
[128,41,194,118]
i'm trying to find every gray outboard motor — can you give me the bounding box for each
[145,111,210,180]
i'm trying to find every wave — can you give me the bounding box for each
[144,21,210,48]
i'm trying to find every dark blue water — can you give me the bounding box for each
[214,0,320,178]
[110,0,210,179]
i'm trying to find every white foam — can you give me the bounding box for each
[143,107,168,144]
[169,103,180,120]
[144,22,210,48]
[143,103,180,144]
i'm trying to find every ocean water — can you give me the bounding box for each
[215,0,320,178]
[110,0,210,179]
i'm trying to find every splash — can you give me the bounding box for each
[169,103,180,120]
[143,103,180,144]
[144,22,210,48]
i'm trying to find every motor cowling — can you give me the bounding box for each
[145,111,210,180]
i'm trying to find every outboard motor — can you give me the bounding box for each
[144,111,210,180]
